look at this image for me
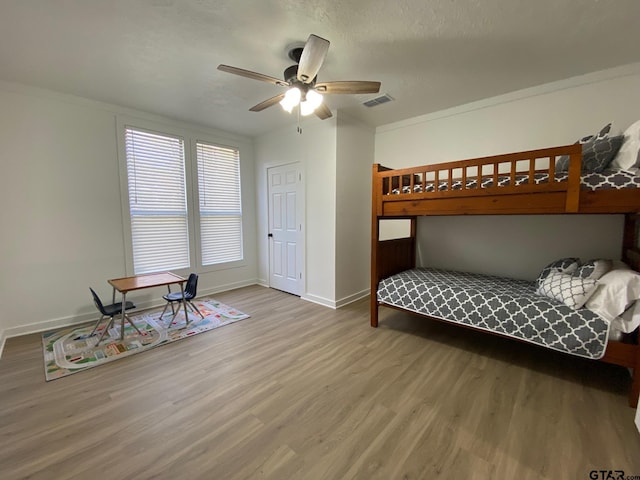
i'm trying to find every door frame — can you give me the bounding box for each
[265,161,306,295]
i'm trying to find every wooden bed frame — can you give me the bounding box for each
[370,144,640,407]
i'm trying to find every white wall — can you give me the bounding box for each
[335,113,375,305]
[254,116,338,306]
[254,112,374,308]
[416,215,623,280]
[375,63,640,280]
[0,82,258,347]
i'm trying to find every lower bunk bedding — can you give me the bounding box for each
[377,268,617,360]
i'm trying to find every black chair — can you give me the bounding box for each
[160,273,205,326]
[89,288,140,343]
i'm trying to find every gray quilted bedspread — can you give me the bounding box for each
[377,268,610,359]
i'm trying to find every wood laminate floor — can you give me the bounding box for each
[1,285,639,479]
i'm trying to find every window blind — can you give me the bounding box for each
[196,142,243,265]
[125,128,190,274]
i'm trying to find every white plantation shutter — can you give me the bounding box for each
[125,128,190,274]
[196,142,243,265]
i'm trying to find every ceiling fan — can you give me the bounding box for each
[217,34,381,120]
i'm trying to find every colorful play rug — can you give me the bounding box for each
[42,298,250,380]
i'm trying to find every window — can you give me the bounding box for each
[125,128,190,274]
[196,142,243,266]
[122,124,243,275]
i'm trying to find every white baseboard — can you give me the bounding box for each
[301,293,337,309]
[302,289,371,310]
[0,329,6,359]
[335,289,370,308]
[4,311,101,343]
[0,279,260,359]
[198,278,259,297]
[3,292,198,342]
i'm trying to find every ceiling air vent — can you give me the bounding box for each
[363,94,394,107]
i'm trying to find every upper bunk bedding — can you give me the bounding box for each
[377,268,612,360]
[391,169,640,195]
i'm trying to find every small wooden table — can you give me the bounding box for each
[108,272,186,340]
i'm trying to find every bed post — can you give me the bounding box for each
[622,213,640,407]
[631,344,640,408]
[371,220,380,327]
[371,162,419,328]
[371,164,383,327]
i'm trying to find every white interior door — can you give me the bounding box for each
[268,163,303,295]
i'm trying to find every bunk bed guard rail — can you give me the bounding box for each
[372,143,583,216]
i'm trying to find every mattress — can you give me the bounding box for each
[377,268,611,359]
[391,169,640,194]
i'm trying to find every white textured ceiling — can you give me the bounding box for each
[1,0,639,137]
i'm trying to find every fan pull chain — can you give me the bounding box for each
[297,107,302,134]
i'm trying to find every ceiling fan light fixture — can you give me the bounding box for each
[218,33,378,122]
[299,101,314,116]
[279,87,301,113]
[300,89,323,116]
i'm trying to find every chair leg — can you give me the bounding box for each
[159,302,171,319]
[96,315,143,342]
[181,302,193,326]
[182,300,203,319]
[97,317,115,343]
[184,301,196,314]
[125,314,143,336]
[89,315,105,337]
[188,300,205,319]
[165,299,196,328]
[165,302,182,328]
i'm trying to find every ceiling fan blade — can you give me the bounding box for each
[249,93,286,112]
[297,34,330,84]
[315,81,381,94]
[218,65,289,87]
[314,103,333,120]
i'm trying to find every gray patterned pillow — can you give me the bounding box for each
[573,259,613,281]
[536,269,598,309]
[556,122,612,171]
[577,122,613,143]
[535,257,579,289]
[594,122,613,140]
[557,135,624,173]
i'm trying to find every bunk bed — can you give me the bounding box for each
[370,142,640,407]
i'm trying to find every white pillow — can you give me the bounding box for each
[585,268,640,322]
[610,301,640,334]
[536,269,598,310]
[610,119,640,171]
[611,260,632,270]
